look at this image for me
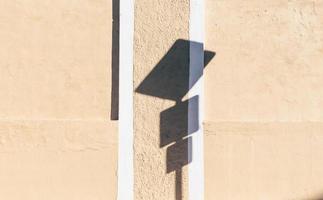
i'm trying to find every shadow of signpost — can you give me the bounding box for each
[136,39,215,200]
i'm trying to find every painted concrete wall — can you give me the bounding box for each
[133,0,190,199]
[205,0,323,199]
[2,0,323,199]
[0,1,117,199]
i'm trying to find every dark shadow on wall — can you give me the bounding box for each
[111,0,119,120]
[136,39,215,200]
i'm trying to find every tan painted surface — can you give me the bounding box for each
[205,0,323,122]
[3,0,323,199]
[0,121,117,200]
[0,0,111,119]
[205,0,323,199]
[134,0,190,199]
[205,122,323,200]
[0,1,117,199]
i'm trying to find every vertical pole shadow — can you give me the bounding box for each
[136,39,215,200]
[111,0,120,120]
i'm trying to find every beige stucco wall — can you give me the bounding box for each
[2,0,323,199]
[205,0,323,199]
[133,0,190,199]
[0,1,117,199]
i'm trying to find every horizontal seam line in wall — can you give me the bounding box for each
[204,120,323,123]
[0,119,113,122]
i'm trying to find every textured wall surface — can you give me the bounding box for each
[0,0,117,199]
[205,0,323,121]
[133,0,190,199]
[205,0,323,199]
[205,122,323,200]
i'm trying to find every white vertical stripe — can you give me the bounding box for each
[189,0,205,199]
[117,0,134,199]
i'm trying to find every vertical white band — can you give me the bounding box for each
[117,0,134,199]
[189,0,205,199]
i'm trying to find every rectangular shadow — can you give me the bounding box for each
[166,137,192,173]
[160,96,199,147]
[110,0,119,120]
